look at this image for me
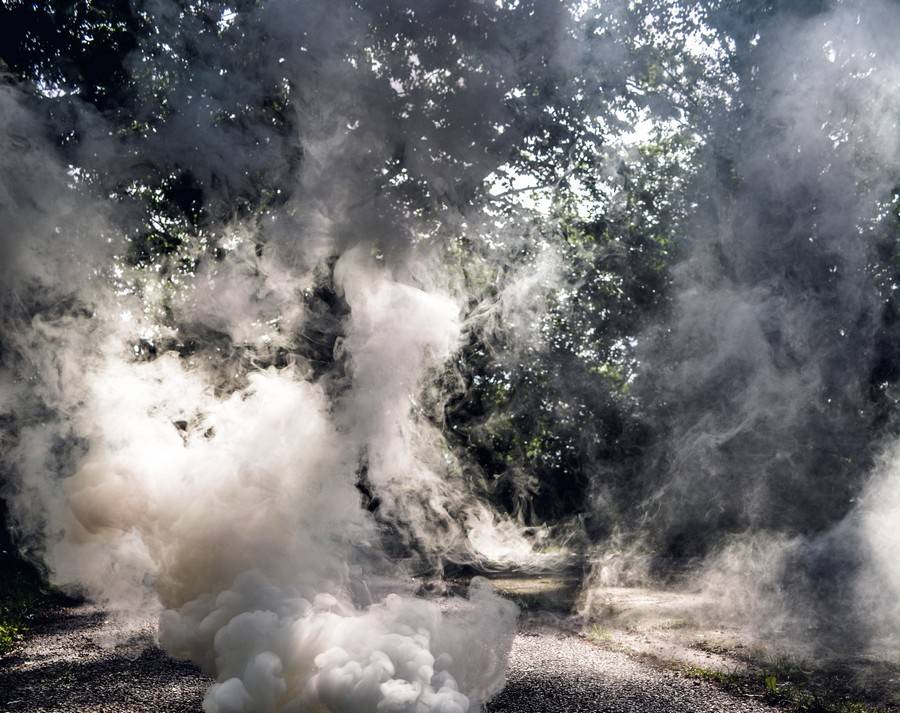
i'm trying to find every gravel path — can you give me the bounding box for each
[0,606,775,712]
[487,624,776,713]
[0,606,209,712]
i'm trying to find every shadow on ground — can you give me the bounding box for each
[0,607,208,712]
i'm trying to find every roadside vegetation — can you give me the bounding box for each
[683,660,896,713]
[0,504,70,655]
[0,553,55,654]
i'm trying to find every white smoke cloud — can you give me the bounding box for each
[3,243,519,711]
[0,64,522,713]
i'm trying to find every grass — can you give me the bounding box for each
[683,665,746,689]
[659,618,692,631]
[0,551,63,655]
[683,663,890,713]
[587,624,614,643]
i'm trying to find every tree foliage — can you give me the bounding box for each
[3,0,900,580]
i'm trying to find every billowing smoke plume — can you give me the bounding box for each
[0,1,571,708]
[1,69,522,709]
[6,0,900,698]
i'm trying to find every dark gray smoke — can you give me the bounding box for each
[582,0,900,657]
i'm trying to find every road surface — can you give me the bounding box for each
[0,604,779,712]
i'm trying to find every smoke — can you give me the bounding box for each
[20,293,519,712]
[0,99,521,711]
[1,0,661,705]
[0,1,549,709]
[581,0,900,657]
[7,0,900,702]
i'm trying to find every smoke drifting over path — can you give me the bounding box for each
[4,0,900,706]
[586,0,900,656]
